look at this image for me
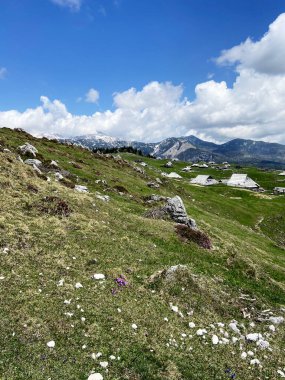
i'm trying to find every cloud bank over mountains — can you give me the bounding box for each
[1,13,285,143]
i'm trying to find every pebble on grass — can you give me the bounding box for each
[88,374,103,380]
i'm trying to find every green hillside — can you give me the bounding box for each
[0,127,284,380]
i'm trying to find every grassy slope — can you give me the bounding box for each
[0,128,284,380]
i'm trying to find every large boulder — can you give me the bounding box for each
[165,196,197,228]
[18,143,38,157]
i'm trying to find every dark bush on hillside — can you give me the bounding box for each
[27,184,39,193]
[59,178,76,189]
[37,196,71,217]
[144,207,170,220]
[113,185,128,193]
[175,224,212,249]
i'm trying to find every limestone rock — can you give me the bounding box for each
[18,143,38,157]
[75,185,88,193]
[165,196,197,228]
[24,159,42,167]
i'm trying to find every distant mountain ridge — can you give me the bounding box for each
[60,134,285,168]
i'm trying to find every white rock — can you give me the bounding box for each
[131,323,138,330]
[75,185,88,193]
[64,299,71,304]
[92,273,105,280]
[277,370,285,378]
[269,316,284,325]
[268,324,276,332]
[47,340,55,348]
[257,339,270,349]
[75,282,83,289]
[229,322,240,334]
[18,143,38,157]
[24,159,42,167]
[247,350,254,356]
[188,322,196,328]
[99,361,108,368]
[241,352,247,359]
[109,355,116,360]
[57,279,64,286]
[96,194,110,202]
[55,172,64,181]
[212,335,219,345]
[250,358,260,365]
[171,305,179,313]
[246,333,262,342]
[88,374,103,380]
[50,160,59,168]
[196,329,207,336]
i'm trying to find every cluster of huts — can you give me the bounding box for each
[190,174,261,190]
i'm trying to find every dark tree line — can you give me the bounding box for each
[93,145,154,158]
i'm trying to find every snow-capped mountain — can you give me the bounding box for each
[60,133,285,168]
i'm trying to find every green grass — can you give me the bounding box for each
[0,127,284,380]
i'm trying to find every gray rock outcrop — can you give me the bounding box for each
[18,143,38,157]
[165,196,197,228]
[24,159,42,167]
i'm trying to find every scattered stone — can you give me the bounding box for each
[241,352,247,359]
[164,265,188,281]
[99,361,108,368]
[189,322,196,328]
[88,374,103,380]
[55,172,64,181]
[156,177,163,184]
[250,358,260,365]
[92,274,105,280]
[229,322,240,334]
[95,179,107,186]
[277,370,285,378]
[257,339,270,349]
[18,143,38,157]
[133,166,145,175]
[75,185,88,193]
[269,316,284,325]
[147,182,160,189]
[75,282,83,289]
[131,323,138,330]
[96,194,110,202]
[164,161,173,168]
[24,159,42,167]
[212,335,219,345]
[17,155,24,163]
[47,340,55,348]
[49,160,59,169]
[246,333,263,342]
[197,329,207,336]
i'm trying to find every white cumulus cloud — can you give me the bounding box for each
[85,88,100,104]
[216,13,285,75]
[1,14,285,144]
[50,0,83,11]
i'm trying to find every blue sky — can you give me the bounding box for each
[1,1,285,142]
